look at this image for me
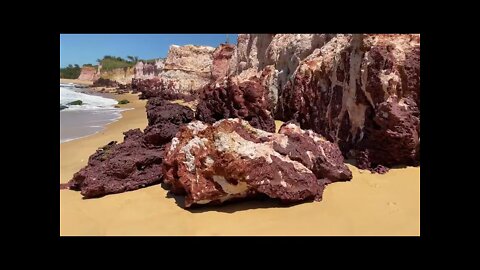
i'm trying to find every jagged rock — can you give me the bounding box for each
[134,59,165,79]
[196,77,275,132]
[67,129,165,198]
[131,78,196,100]
[146,97,195,126]
[162,119,352,208]
[160,45,215,93]
[211,43,237,81]
[274,34,420,172]
[64,100,195,198]
[92,78,119,88]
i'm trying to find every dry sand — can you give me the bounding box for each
[60,78,94,85]
[60,96,420,236]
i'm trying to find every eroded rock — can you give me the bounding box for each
[64,100,195,198]
[196,77,275,132]
[162,119,352,208]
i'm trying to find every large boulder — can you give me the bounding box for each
[162,119,352,208]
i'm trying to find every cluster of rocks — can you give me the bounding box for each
[63,98,196,198]
[63,34,420,208]
[92,78,132,94]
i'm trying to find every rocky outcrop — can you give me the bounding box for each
[196,77,275,132]
[162,119,352,208]
[211,43,237,81]
[275,34,420,171]
[134,59,165,79]
[231,34,420,172]
[131,78,196,101]
[67,129,165,198]
[158,45,215,93]
[234,34,334,112]
[78,66,100,81]
[99,67,135,84]
[64,99,195,198]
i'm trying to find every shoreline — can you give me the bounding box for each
[60,94,420,235]
[60,78,93,86]
[60,92,148,184]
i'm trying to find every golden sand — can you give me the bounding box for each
[60,96,420,236]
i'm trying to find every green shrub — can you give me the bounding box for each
[60,64,81,79]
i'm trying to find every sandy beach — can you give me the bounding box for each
[60,94,420,235]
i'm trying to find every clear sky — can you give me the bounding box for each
[60,34,238,68]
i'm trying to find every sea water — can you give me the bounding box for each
[60,84,127,143]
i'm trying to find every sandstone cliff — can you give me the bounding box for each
[78,66,100,81]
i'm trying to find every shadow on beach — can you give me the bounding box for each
[163,185,306,213]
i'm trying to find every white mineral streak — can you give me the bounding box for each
[330,35,368,142]
[169,137,179,154]
[179,137,207,172]
[360,51,375,108]
[204,156,214,167]
[187,121,208,134]
[214,130,311,174]
[212,175,249,194]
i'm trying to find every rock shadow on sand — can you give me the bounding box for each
[163,183,306,213]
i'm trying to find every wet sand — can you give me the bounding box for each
[60,98,420,236]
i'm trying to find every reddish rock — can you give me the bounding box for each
[67,129,165,198]
[274,34,420,172]
[131,78,196,100]
[196,77,275,132]
[146,97,195,126]
[78,66,100,81]
[162,119,352,208]
[92,78,119,88]
[211,43,237,81]
[64,100,195,198]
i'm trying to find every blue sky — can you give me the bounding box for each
[60,34,237,68]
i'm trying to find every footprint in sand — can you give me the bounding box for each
[387,202,399,213]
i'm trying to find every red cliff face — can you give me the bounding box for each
[77,66,99,81]
[231,34,420,172]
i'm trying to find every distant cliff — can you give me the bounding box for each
[78,66,100,81]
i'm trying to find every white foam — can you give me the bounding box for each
[60,87,119,111]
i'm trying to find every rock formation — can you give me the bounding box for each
[134,59,165,79]
[78,66,100,81]
[162,119,352,208]
[211,43,237,81]
[196,77,276,132]
[275,34,420,171]
[231,34,420,172]
[131,78,196,101]
[159,45,215,93]
[64,99,195,198]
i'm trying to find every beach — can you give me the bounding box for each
[60,97,420,236]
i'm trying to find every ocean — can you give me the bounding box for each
[60,83,126,143]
